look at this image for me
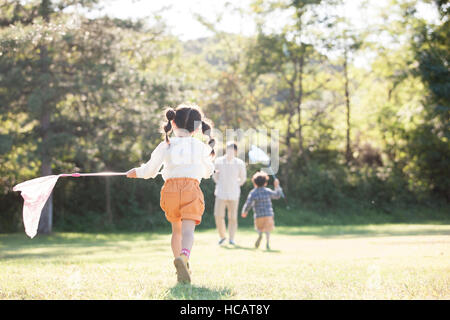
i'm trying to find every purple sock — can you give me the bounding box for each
[181,248,190,258]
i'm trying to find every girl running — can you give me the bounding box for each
[126,104,215,283]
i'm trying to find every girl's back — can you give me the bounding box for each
[165,136,212,176]
[127,104,216,284]
[142,136,213,181]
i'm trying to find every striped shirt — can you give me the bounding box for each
[242,187,283,218]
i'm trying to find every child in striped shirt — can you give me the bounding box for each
[241,171,283,250]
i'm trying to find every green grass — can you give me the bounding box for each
[0,224,449,299]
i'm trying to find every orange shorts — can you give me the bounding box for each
[160,178,205,225]
[254,216,275,232]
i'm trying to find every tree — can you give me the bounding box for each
[327,21,363,164]
[193,11,256,130]
[0,0,176,233]
[246,0,338,187]
[1,0,99,234]
[407,1,450,200]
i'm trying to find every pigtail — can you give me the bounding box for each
[201,120,215,157]
[163,104,215,156]
[164,108,176,144]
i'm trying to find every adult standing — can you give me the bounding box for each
[213,142,247,245]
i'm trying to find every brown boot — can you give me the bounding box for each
[174,254,191,284]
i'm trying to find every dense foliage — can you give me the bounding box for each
[0,0,448,233]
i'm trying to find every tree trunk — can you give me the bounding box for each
[105,177,113,225]
[297,50,306,159]
[344,46,352,164]
[37,0,53,235]
[37,108,53,234]
[282,111,294,192]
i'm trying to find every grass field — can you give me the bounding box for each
[0,224,449,299]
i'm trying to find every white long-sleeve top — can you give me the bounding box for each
[213,155,247,200]
[135,137,214,182]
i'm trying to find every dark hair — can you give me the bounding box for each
[227,142,238,151]
[252,171,269,187]
[163,104,215,156]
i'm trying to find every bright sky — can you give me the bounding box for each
[84,0,255,40]
[78,0,440,68]
[85,0,440,41]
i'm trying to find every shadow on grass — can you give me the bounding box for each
[274,225,450,238]
[0,232,168,261]
[168,283,233,300]
[0,251,74,260]
[220,244,282,253]
[264,248,281,253]
[220,244,256,251]
[0,243,168,261]
[0,232,162,247]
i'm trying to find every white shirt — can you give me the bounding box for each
[135,137,214,182]
[213,156,247,200]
